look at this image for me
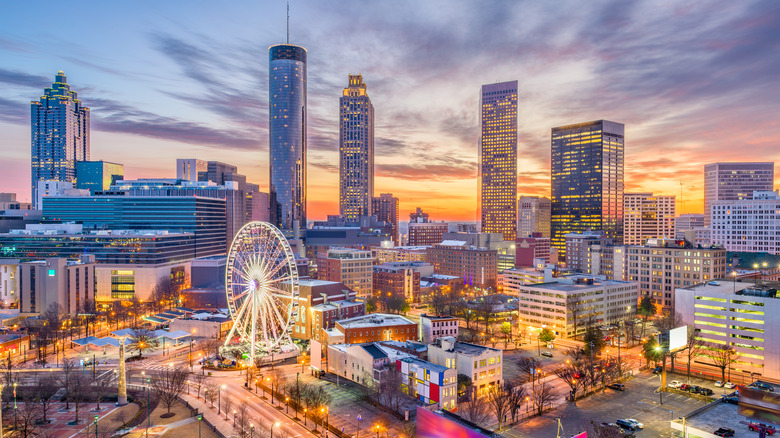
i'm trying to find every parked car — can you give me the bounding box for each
[714,427,735,437]
[698,388,714,396]
[625,419,644,430]
[608,383,626,391]
[748,423,776,435]
[615,419,637,431]
[722,395,739,405]
[680,384,691,391]
[688,385,701,393]
[750,382,774,392]
[724,382,736,389]
[541,351,553,358]
[668,380,683,388]
[715,381,725,387]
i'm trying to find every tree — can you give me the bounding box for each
[516,357,541,385]
[191,373,209,400]
[500,322,512,349]
[705,344,738,383]
[302,384,332,431]
[458,389,490,426]
[623,319,638,347]
[366,295,379,313]
[461,305,475,331]
[78,298,98,337]
[151,276,180,310]
[386,294,410,314]
[58,358,77,410]
[269,367,287,402]
[683,328,705,382]
[429,288,448,315]
[538,328,556,344]
[457,374,472,399]
[532,382,557,415]
[13,395,41,438]
[642,336,663,367]
[655,310,685,370]
[380,366,407,415]
[568,299,581,340]
[554,362,588,403]
[126,329,160,358]
[204,381,219,407]
[475,300,494,335]
[221,393,233,420]
[150,366,189,415]
[583,326,605,356]
[590,420,627,438]
[486,383,511,430]
[69,371,91,424]
[33,374,59,424]
[92,371,114,411]
[285,379,304,418]
[504,380,526,424]
[638,296,656,337]
[234,401,252,438]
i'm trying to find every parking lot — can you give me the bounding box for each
[502,370,728,437]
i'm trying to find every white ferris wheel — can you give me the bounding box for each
[223,221,299,364]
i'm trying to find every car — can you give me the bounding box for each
[668,380,683,388]
[748,423,776,435]
[615,419,637,431]
[608,383,625,391]
[625,419,644,430]
[750,382,774,392]
[722,395,739,405]
[698,388,714,396]
[714,427,735,437]
[680,384,691,391]
[541,351,553,358]
[715,381,725,387]
[724,382,736,389]
[689,385,701,393]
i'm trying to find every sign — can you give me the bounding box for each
[668,326,687,352]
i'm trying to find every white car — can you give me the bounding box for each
[724,382,736,389]
[668,380,683,388]
[626,419,644,430]
[715,381,725,387]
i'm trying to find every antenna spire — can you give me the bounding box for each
[286,0,290,44]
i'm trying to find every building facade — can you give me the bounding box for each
[269,44,307,231]
[627,239,727,312]
[372,194,399,245]
[704,162,774,227]
[710,191,780,254]
[408,222,448,246]
[0,260,19,308]
[623,193,676,246]
[426,241,497,288]
[515,233,551,267]
[76,161,124,193]
[372,245,428,264]
[398,357,458,411]
[588,244,629,281]
[31,72,90,209]
[551,120,625,257]
[675,213,704,239]
[479,81,518,241]
[373,262,426,303]
[317,248,373,299]
[339,74,375,221]
[565,231,611,273]
[18,255,96,315]
[291,279,364,341]
[428,337,503,395]
[419,314,459,344]
[332,314,418,344]
[518,196,551,238]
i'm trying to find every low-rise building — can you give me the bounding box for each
[588,244,629,281]
[291,279,364,341]
[515,233,551,266]
[325,313,417,345]
[0,260,19,308]
[328,343,395,386]
[428,337,503,395]
[373,261,431,303]
[18,255,96,315]
[317,247,373,299]
[168,315,234,339]
[398,356,457,411]
[419,314,459,344]
[372,245,429,264]
[408,222,448,246]
[565,230,611,272]
[426,241,497,289]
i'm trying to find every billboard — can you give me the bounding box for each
[417,407,495,438]
[669,325,687,352]
[738,385,780,426]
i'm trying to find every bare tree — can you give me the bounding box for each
[554,362,588,403]
[151,276,180,310]
[201,338,221,360]
[1,353,17,408]
[58,358,77,410]
[69,371,91,424]
[623,319,637,347]
[269,367,287,402]
[568,299,581,340]
[92,371,114,411]
[486,384,511,430]
[192,373,209,399]
[150,366,189,415]
[705,344,738,383]
[381,366,408,415]
[302,384,332,432]
[459,389,490,426]
[204,381,219,407]
[684,328,705,383]
[221,393,233,420]
[285,379,304,418]
[234,401,252,438]
[126,329,160,358]
[33,373,59,424]
[505,380,526,424]
[402,420,417,438]
[516,357,541,384]
[589,420,627,438]
[14,396,42,438]
[429,288,448,316]
[532,382,557,415]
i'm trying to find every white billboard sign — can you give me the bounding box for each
[669,325,687,351]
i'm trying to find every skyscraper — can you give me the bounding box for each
[340,74,374,221]
[551,120,624,258]
[703,162,774,227]
[623,192,675,245]
[372,193,399,244]
[517,196,551,238]
[479,81,518,241]
[269,44,307,231]
[31,71,90,208]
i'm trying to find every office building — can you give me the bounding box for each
[443,231,515,272]
[515,233,551,267]
[711,191,780,254]
[176,159,207,182]
[373,262,431,303]
[408,222,448,246]
[627,239,727,311]
[500,264,557,293]
[588,244,629,281]
[419,314,459,344]
[518,196,551,238]
[269,43,307,230]
[515,276,639,339]
[75,161,124,193]
[704,162,774,226]
[372,245,429,264]
[623,192,675,245]
[339,74,375,221]
[426,241,497,288]
[372,194,399,244]
[0,260,19,308]
[675,213,704,239]
[428,337,503,395]
[36,181,89,211]
[551,120,625,257]
[676,281,780,381]
[31,72,90,208]
[479,81,518,241]
[305,216,394,260]
[317,247,373,299]
[42,196,226,257]
[565,231,611,272]
[18,255,96,315]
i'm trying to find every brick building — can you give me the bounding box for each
[291,279,365,341]
[426,241,497,288]
[325,313,417,345]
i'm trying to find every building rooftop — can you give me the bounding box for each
[376,245,430,251]
[361,343,389,360]
[433,337,500,356]
[298,279,343,287]
[420,314,457,321]
[336,313,415,329]
[679,280,757,295]
[311,299,362,311]
[400,356,449,373]
[438,240,467,247]
[670,398,757,438]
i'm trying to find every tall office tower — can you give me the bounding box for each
[176,159,207,182]
[31,71,90,208]
[518,196,551,238]
[479,81,518,241]
[269,44,307,231]
[339,74,375,221]
[372,193,399,244]
[623,192,676,245]
[551,120,625,258]
[703,162,774,227]
[76,161,124,193]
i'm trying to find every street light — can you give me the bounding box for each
[304,408,307,426]
[285,397,289,414]
[271,421,280,438]
[94,415,99,438]
[197,415,202,438]
[249,424,254,438]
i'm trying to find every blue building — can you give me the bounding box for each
[31,72,90,208]
[76,161,124,193]
[269,44,307,231]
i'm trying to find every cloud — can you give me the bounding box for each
[0,97,28,124]
[0,68,49,88]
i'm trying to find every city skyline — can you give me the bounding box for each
[1,1,780,220]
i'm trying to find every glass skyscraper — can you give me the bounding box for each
[551,120,625,258]
[76,161,124,193]
[31,71,90,208]
[269,44,307,231]
[339,74,375,221]
[479,81,518,241]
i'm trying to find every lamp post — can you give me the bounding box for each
[285,397,289,414]
[357,409,362,438]
[94,415,99,438]
[304,408,307,426]
[271,421,280,438]
[197,415,202,438]
[249,424,254,438]
[268,376,274,403]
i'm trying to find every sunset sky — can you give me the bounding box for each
[1,1,778,221]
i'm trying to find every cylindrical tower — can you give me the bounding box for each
[269,44,307,231]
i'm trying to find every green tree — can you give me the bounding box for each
[500,322,513,348]
[638,296,656,338]
[583,326,605,356]
[457,373,473,399]
[538,328,556,343]
[642,336,663,367]
[126,328,160,357]
[365,296,379,313]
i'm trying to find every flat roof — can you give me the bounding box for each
[671,399,752,437]
[400,356,449,373]
[337,313,415,329]
[679,281,753,294]
[298,279,342,287]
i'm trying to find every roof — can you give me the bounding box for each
[438,240,467,246]
[671,398,750,437]
[361,344,388,360]
[298,279,341,287]
[311,300,362,311]
[400,356,449,373]
[435,339,500,356]
[337,313,415,329]
[420,314,457,321]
